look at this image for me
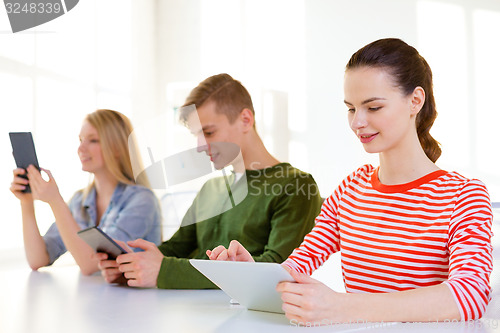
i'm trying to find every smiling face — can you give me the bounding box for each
[344,66,419,156]
[78,121,105,174]
[187,100,243,170]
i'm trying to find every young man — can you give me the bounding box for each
[96,73,323,289]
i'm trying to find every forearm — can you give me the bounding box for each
[20,201,50,270]
[49,196,98,275]
[342,283,460,322]
[157,257,217,289]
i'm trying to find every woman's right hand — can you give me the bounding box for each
[206,240,254,262]
[10,168,33,202]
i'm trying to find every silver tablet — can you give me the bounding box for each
[78,226,127,260]
[190,259,295,313]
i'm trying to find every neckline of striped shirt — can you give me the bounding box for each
[371,167,449,193]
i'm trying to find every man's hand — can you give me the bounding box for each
[116,239,164,288]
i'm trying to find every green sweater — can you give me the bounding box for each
[156,163,322,289]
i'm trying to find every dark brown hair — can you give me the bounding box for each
[346,38,441,162]
[179,73,255,127]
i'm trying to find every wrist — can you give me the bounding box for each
[20,199,35,213]
[47,193,65,209]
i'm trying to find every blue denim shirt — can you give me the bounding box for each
[43,183,162,265]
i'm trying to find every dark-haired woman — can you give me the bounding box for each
[208,38,493,323]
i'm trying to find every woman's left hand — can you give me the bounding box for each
[277,268,347,325]
[27,165,62,205]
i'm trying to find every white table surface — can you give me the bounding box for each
[2,209,498,333]
[1,261,498,333]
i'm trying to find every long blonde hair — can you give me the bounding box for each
[84,109,148,189]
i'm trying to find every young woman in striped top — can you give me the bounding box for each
[207,38,493,324]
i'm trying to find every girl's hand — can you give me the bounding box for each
[27,165,62,205]
[206,240,254,262]
[10,168,33,202]
[277,268,345,325]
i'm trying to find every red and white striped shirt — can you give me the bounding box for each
[284,165,493,320]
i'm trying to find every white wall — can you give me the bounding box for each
[302,0,419,194]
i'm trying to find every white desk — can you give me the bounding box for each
[1,263,499,333]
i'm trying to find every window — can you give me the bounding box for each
[417,0,500,199]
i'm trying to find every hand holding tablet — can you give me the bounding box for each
[9,132,40,193]
[190,259,295,313]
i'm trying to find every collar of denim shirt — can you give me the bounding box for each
[82,182,126,225]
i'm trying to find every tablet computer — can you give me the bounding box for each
[77,227,127,259]
[9,132,40,193]
[189,259,295,313]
